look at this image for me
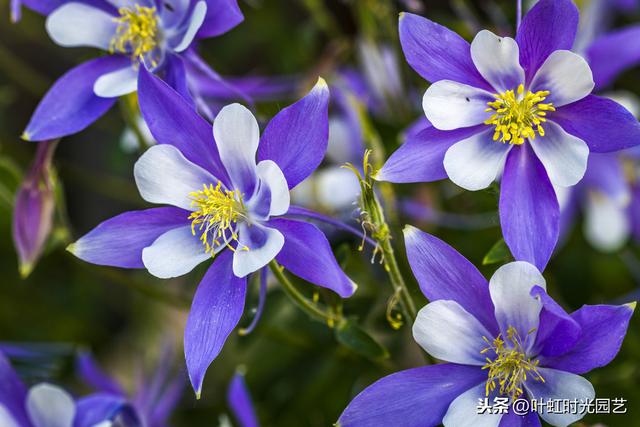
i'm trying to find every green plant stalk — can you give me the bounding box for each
[118,95,150,151]
[268,260,340,327]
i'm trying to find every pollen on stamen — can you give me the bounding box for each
[110,5,160,67]
[484,84,555,145]
[188,183,249,256]
[481,326,544,400]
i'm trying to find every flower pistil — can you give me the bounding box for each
[484,84,555,145]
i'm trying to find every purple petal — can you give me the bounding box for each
[515,0,578,82]
[499,410,541,427]
[257,79,329,189]
[23,56,129,141]
[530,286,580,357]
[338,364,485,427]
[137,66,230,184]
[403,226,498,335]
[540,303,635,374]
[398,13,490,90]
[76,352,124,396]
[73,393,134,427]
[587,25,640,90]
[552,95,640,153]
[68,207,188,269]
[227,372,259,427]
[184,250,247,396]
[163,54,194,106]
[269,218,356,298]
[630,184,640,242]
[376,124,484,183]
[196,0,243,38]
[0,352,30,427]
[581,154,629,203]
[500,144,559,271]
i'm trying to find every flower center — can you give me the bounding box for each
[481,326,544,400]
[188,183,248,254]
[484,84,555,145]
[110,5,160,66]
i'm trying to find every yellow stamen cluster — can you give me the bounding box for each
[188,183,248,255]
[481,326,545,400]
[110,5,160,66]
[485,84,555,145]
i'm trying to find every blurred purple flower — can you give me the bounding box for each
[20,0,244,141]
[377,0,640,271]
[339,226,635,427]
[12,140,57,278]
[67,68,356,396]
[227,371,259,427]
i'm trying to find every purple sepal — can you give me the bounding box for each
[500,144,559,271]
[197,0,243,39]
[377,124,484,183]
[74,394,135,427]
[515,0,578,82]
[162,54,194,107]
[540,303,635,374]
[76,351,125,396]
[12,140,57,278]
[403,226,498,335]
[227,372,259,427]
[269,218,356,298]
[553,95,640,153]
[338,364,485,427]
[257,79,330,189]
[498,409,542,427]
[69,208,188,269]
[23,56,129,141]
[398,13,490,90]
[587,25,640,90]
[184,250,247,396]
[530,286,580,357]
[0,352,30,427]
[137,66,230,184]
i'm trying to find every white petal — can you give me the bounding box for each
[134,144,217,210]
[443,383,503,427]
[443,130,511,191]
[489,261,545,350]
[316,167,361,211]
[142,225,211,278]
[422,80,493,130]
[529,50,594,107]
[26,383,75,427]
[213,104,260,195]
[0,405,19,427]
[470,30,525,93]
[412,300,492,365]
[45,3,116,50]
[254,160,290,217]
[93,66,138,98]
[524,368,594,427]
[584,192,630,252]
[172,1,207,52]
[232,223,284,278]
[530,121,589,187]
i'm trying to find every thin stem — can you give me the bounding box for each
[268,260,340,326]
[380,235,417,322]
[516,0,522,30]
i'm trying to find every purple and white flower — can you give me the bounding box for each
[67,67,356,395]
[377,0,640,270]
[339,226,635,427]
[20,0,243,141]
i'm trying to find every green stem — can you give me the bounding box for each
[268,260,340,326]
[118,96,150,151]
[380,236,417,322]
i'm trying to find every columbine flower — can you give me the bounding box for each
[20,0,243,141]
[12,140,57,278]
[67,68,356,396]
[339,226,635,427]
[227,371,260,427]
[377,0,640,270]
[0,350,135,427]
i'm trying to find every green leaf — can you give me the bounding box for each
[335,317,389,360]
[483,239,513,265]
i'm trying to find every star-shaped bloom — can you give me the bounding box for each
[339,226,635,427]
[21,0,243,141]
[67,67,356,395]
[377,0,640,270]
